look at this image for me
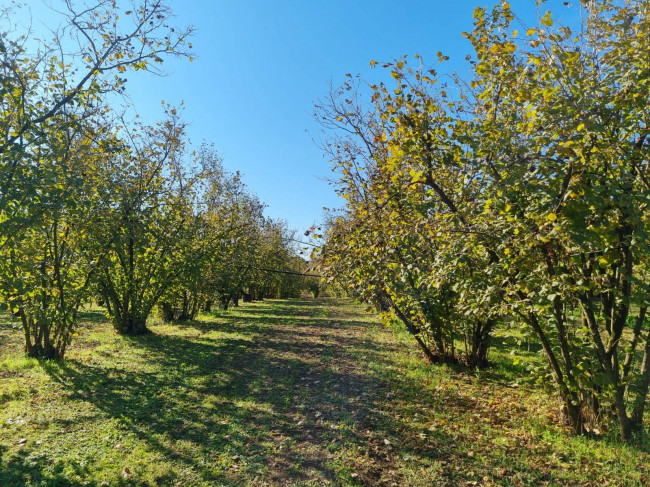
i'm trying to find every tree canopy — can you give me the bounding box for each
[0,0,310,359]
[317,0,650,440]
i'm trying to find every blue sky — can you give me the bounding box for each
[26,0,579,234]
[121,0,478,234]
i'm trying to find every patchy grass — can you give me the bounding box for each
[0,298,649,486]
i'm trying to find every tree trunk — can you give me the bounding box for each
[20,310,68,359]
[159,302,176,322]
[560,394,586,435]
[631,329,650,428]
[467,319,493,368]
[178,291,191,320]
[386,296,439,364]
[114,313,149,335]
[518,307,589,434]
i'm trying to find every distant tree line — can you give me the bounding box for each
[0,1,308,360]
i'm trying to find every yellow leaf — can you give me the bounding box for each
[526,28,536,36]
[546,213,557,222]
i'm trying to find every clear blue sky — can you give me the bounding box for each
[27,0,579,234]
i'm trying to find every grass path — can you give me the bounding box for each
[1,297,650,486]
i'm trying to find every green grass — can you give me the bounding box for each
[1,298,649,486]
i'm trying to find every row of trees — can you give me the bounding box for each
[317,0,650,440]
[0,1,307,360]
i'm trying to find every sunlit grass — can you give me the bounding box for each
[0,298,649,486]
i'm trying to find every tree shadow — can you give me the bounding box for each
[28,299,463,485]
[76,307,111,325]
[0,442,100,487]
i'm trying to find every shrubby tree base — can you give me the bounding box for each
[23,324,66,360]
[113,315,150,336]
[159,302,176,322]
[19,306,75,360]
[465,320,494,368]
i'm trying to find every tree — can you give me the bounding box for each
[0,114,118,358]
[158,145,266,317]
[249,220,307,300]
[319,0,650,439]
[462,0,650,440]
[0,0,193,236]
[0,0,193,357]
[316,74,497,367]
[95,111,207,335]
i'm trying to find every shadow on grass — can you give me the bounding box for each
[76,307,111,325]
[5,297,463,485]
[0,443,100,487]
[4,296,649,486]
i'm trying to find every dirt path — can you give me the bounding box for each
[224,297,404,486]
